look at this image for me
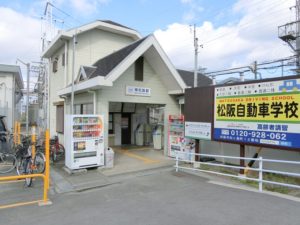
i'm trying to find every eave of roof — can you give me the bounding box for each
[0,64,24,90]
[42,20,142,58]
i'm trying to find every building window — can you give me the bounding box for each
[56,105,64,133]
[62,53,67,66]
[53,58,58,73]
[134,57,144,81]
[109,113,114,134]
[74,103,94,114]
[62,53,65,66]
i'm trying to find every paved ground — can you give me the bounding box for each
[1,169,300,225]
[1,147,300,224]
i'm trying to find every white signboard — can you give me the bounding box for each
[185,121,211,140]
[126,86,151,97]
[214,78,300,149]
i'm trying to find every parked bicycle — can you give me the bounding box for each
[50,135,65,163]
[16,137,46,187]
[0,133,17,174]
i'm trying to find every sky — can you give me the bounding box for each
[0,0,296,85]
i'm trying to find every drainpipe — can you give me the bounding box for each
[64,41,68,87]
[47,58,51,130]
[88,90,97,114]
[12,75,15,132]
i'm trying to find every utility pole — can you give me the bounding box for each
[16,59,30,135]
[193,24,198,88]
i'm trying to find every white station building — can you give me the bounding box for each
[42,20,211,155]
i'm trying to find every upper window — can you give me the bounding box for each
[74,103,94,115]
[53,59,58,73]
[134,57,144,81]
[62,53,65,66]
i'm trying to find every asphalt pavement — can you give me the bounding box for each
[1,169,300,225]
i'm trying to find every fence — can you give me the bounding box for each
[174,151,300,192]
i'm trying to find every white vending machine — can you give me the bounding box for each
[65,115,105,170]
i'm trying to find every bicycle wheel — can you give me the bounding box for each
[0,153,16,174]
[34,152,46,174]
[23,159,33,187]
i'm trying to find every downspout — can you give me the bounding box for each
[47,57,51,129]
[12,74,15,132]
[88,90,97,114]
[64,41,68,87]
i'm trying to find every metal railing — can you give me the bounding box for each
[174,151,300,192]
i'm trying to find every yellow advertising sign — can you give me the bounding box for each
[215,92,300,123]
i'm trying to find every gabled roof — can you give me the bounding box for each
[42,20,141,58]
[82,37,148,79]
[58,35,187,96]
[177,69,212,87]
[99,20,134,31]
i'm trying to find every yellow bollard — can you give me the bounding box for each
[13,121,17,145]
[17,122,21,145]
[45,129,50,190]
[31,126,36,159]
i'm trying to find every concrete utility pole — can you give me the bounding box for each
[16,59,30,135]
[193,24,198,88]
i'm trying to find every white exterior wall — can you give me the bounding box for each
[0,73,15,131]
[49,46,66,136]
[48,29,136,137]
[66,29,135,85]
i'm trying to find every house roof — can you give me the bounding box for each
[58,35,187,96]
[177,69,212,87]
[99,20,135,31]
[84,36,148,79]
[42,20,142,58]
[217,77,250,84]
[0,64,24,90]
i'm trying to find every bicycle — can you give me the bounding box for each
[15,137,46,187]
[50,135,65,163]
[0,134,17,174]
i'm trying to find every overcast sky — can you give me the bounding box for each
[0,0,295,84]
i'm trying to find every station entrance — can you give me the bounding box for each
[108,102,165,149]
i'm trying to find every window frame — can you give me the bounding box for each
[134,57,144,81]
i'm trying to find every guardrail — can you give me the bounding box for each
[0,129,51,209]
[174,151,300,192]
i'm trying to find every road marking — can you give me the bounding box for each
[115,149,160,164]
[0,179,24,184]
[0,200,43,210]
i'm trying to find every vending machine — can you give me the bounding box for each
[65,115,105,170]
[168,115,185,157]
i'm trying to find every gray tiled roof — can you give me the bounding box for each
[177,69,212,87]
[85,36,148,79]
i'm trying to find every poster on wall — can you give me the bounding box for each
[214,78,300,149]
[185,121,211,140]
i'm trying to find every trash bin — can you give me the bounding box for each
[105,147,114,168]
